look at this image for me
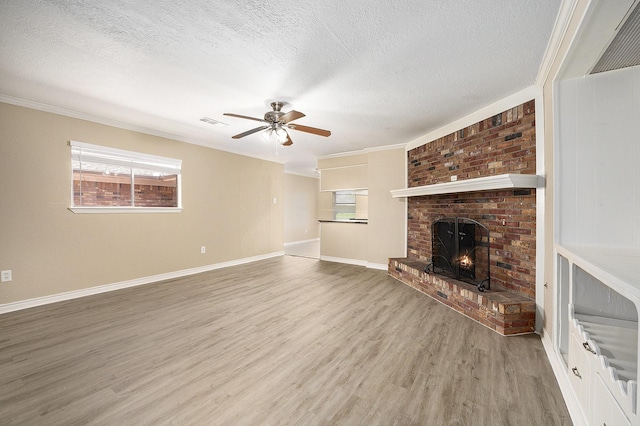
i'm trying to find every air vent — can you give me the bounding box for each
[591,1,640,74]
[199,117,228,127]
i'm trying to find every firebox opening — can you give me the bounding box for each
[427,217,490,291]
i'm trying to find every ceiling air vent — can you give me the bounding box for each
[591,1,640,74]
[200,117,228,127]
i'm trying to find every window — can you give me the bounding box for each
[333,190,368,221]
[70,141,182,213]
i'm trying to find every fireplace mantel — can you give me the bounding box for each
[390,173,544,198]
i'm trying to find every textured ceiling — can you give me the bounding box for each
[0,0,561,176]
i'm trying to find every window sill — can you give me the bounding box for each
[69,207,183,214]
[318,220,368,224]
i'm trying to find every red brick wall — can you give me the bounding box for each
[409,100,535,186]
[74,181,177,207]
[406,100,536,299]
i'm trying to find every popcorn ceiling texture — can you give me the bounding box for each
[0,1,561,175]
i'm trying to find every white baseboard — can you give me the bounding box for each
[0,251,284,315]
[319,256,387,271]
[540,331,587,426]
[284,238,320,247]
[366,262,389,271]
[320,255,367,267]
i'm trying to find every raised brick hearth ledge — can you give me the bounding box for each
[389,258,535,335]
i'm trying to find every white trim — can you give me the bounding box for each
[535,0,581,86]
[284,238,320,247]
[403,146,408,258]
[0,251,284,315]
[320,255,367,267]
[405,85,539,151]
[319,163,367,171]
[541,331,588,426]
[318,256,388,270]
[366,262,389,271]
[318,143,406,160]
[69,207,183,214]
[319,188,368,193]
[390,174,544,198]
[284,170,319,179]
[534,92,546,334]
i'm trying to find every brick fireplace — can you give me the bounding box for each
[389,100,538,335]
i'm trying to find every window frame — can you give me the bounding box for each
[69,140,183,214]
[333,190,357,220]
[333,189,368,221]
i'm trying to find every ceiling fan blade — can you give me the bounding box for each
[279,110,305,124]
[231,125,270,139]
[223,113,267,123]
[282,132,293,146]
[287,123,331,137]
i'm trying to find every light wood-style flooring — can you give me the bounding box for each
[0,256,571,425]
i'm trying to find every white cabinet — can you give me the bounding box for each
[593,373,631,426]
[559,245,640,425]
[568,317,593,416]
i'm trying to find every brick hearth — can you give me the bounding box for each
[389,258,535,335]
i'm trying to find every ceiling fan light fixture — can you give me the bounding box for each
[275,127,288,143]
[224,101,331,147]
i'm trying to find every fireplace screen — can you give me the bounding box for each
[428,217,490,291]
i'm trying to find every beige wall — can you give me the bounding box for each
[320,222,368,261]
[283,173,319,243]
[0,102,284,304]
[320,164,368,191]
[366,149,406,265]
[318,148,406,266]
[318,191,334,221]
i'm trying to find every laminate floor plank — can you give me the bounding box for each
[0,256,571,425]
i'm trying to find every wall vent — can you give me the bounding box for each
[591,1,640,74]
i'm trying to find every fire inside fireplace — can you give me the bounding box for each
[427,217,490,291]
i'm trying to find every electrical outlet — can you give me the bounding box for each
[200,246,206,254]
[1,270,12,282]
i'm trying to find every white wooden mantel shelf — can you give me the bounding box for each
[390,174,544,198]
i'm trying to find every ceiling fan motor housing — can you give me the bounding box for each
[264,101,285,123]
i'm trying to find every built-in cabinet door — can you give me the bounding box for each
[592,373,631,426]
[568,330,591,415]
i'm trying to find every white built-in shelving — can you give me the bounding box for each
[555,58,640,425]
[558,243,640,424]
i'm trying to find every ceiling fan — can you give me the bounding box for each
[224,101,331,146]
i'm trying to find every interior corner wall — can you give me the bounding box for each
[0,102,284,305]
[367,149,406,265]
[284,173,319,243]
[317,148,406,266]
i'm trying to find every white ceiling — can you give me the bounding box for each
[0,0,561,176]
